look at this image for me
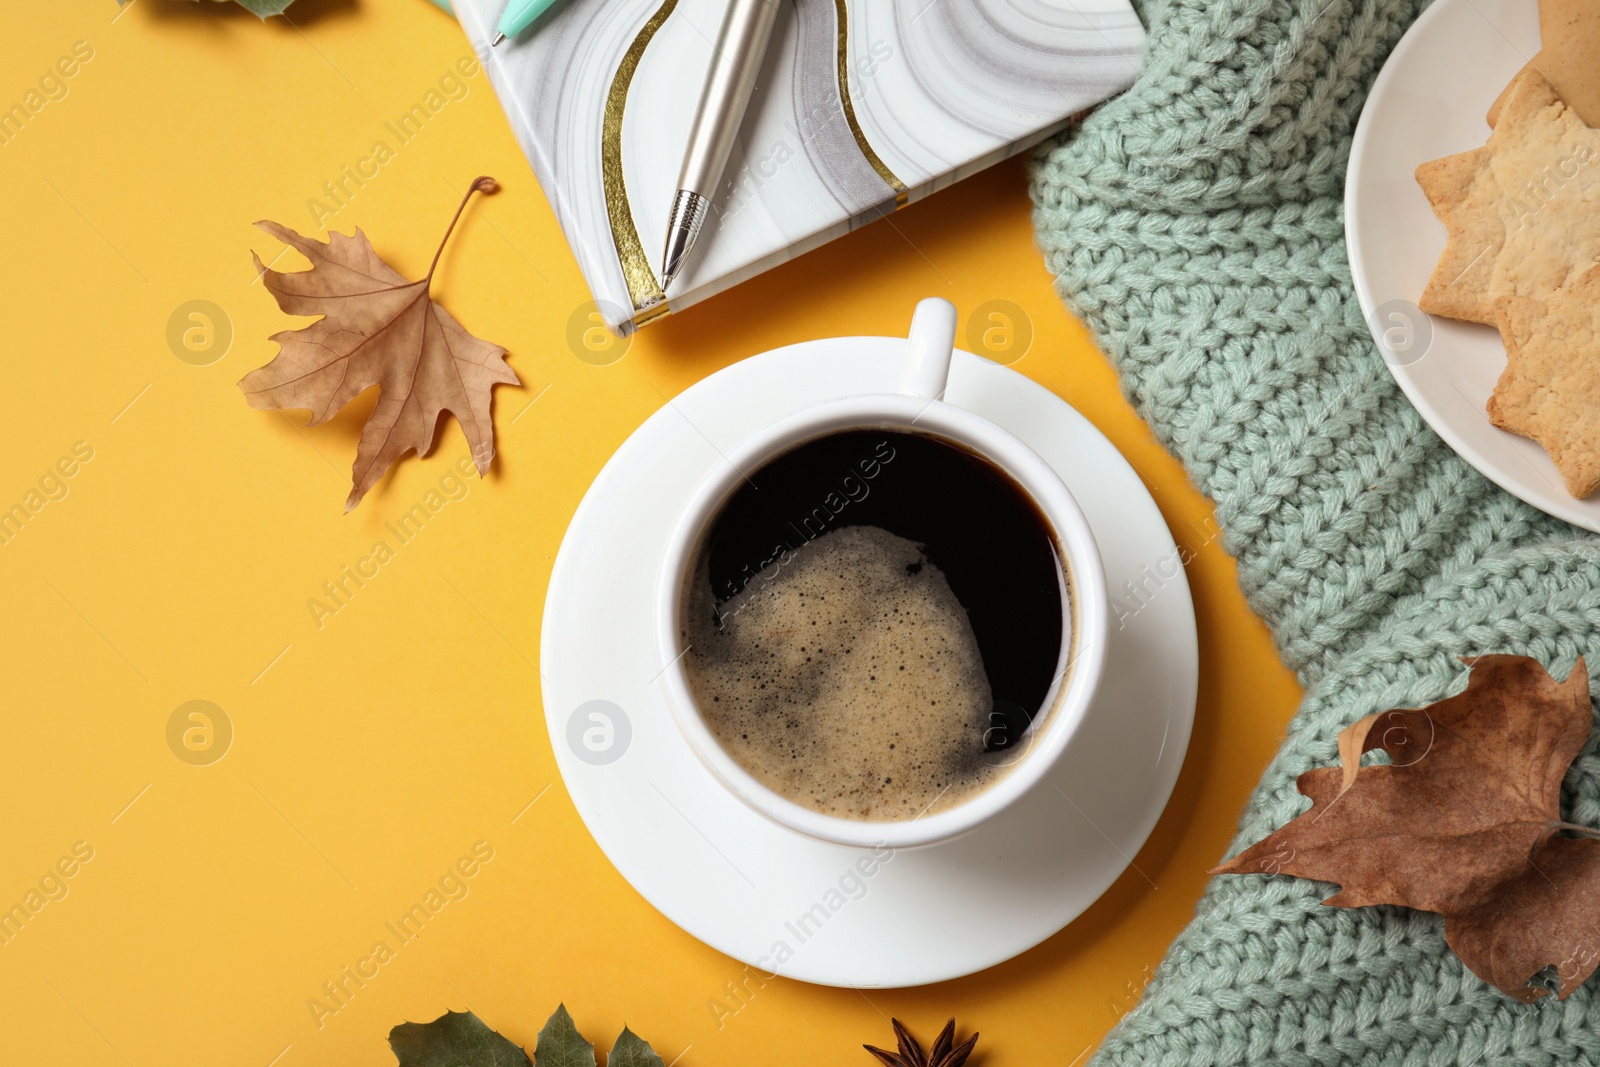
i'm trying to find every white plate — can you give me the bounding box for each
[1347,0,1600,531]
[539,338,1198,987]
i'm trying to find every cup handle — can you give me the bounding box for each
[900,297,957,400]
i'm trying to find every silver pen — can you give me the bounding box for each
[658,0,782,292]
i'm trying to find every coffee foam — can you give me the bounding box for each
[682,524,1008,821]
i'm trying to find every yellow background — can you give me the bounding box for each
[0,2,1303,1064]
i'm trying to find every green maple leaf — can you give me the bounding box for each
[607,1028,666,1067]
[387,1005,665,1067]
[388,1010,531,1067]
[116,0,300,18]
[228,0,298,15]
[535,1005,596,1067]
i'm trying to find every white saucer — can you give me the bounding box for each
[540,339,1198,987]
[1347,0,1600,531]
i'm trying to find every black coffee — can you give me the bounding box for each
[680,430,1069,820]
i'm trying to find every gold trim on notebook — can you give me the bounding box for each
[834,0,908,206]
[602,0,678,320]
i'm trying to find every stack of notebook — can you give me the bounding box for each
[452,0,1146,333]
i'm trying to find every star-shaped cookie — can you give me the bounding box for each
[1488,0,1600,128]
[1417,67,1600,324]
[1490,266,1600,498]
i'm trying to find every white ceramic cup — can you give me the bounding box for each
[655,298,1108,849]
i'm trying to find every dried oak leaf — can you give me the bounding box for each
[1213,654,1600,1001]
[241,176,517,511]
[864,1018,978,1067]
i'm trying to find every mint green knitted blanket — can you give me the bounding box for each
[1031,1,1600,1063]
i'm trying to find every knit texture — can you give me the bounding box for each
[1032,1,1600,1063]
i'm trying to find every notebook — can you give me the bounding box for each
[452,0,1146,334]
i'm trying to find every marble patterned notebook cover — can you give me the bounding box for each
[453,0,1146,334]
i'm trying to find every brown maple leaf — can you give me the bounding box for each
[863,1018,977,1067]
[240,176,517,511]
[1213,654,1600,1001]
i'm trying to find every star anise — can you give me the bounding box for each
[863,1018,978,1067]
